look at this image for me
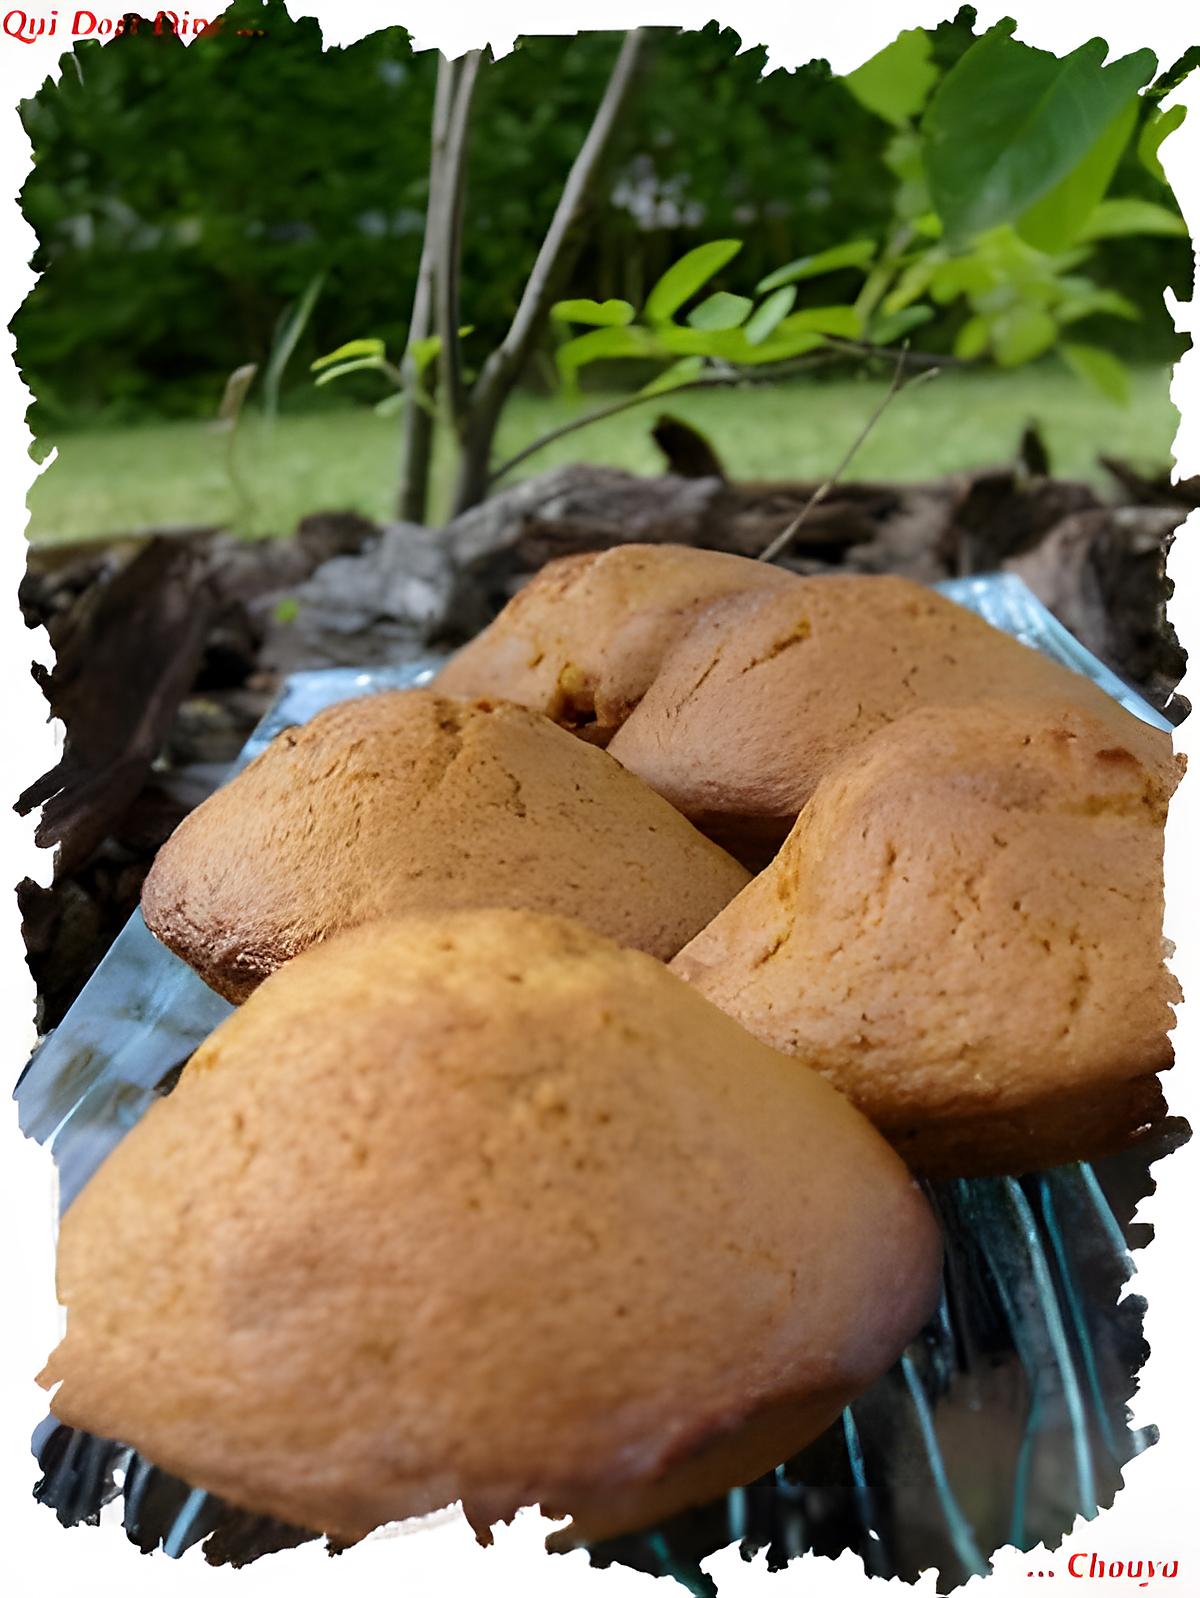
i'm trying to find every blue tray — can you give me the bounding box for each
[18,575,1173,1589]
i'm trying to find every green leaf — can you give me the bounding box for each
[408,335,442,375]
[774,305,862,338]
[1138,103,1186,183]
[756,240,876,293]
[556,325,656,385]
[869,304,935,346]
[373,391,406,418]
[639,356,706,396]
[744,285,797,344]
[991,305,1058,367]
[665,306,860,368]
[882,129,932,221]
[929,253,998,304]
[550,298,636,327]
[881,255,941,315]
[313,356,386,387]
[564,301,865,375]
[644,241,743,325]
[1077,196,1188,239]
[1060,340,1131,402]
[1146,45,1200,105]
[653,326,746,358]
[922,21,1157,244]
[731,331,829,365]
[1056,285,1140,325]
[263,271,325,423]
[843,29,938,127]
[953,314,991,359]
[656,319,845,366]
[1016,96,1138,253]
[273,596,300,624]
[311,338,386,372]
[687,292,753,331]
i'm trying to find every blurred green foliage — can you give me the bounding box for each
[14,2,1192,429]
[540,22,1191,411]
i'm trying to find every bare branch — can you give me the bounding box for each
[486,339,965,489]
[487,354,844,487]
[434,49,484,436]
[489,31,644,384]
[450,28,648,514]
[822,336,972,370]
[397,55,458,522]
[757,353,941,565]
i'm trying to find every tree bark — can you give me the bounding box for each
[448,29,648,518]
[434,50,483,438]
[397,56,459,523]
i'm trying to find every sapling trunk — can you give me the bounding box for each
[447,29,648,518]
[397,55,458,523]
[434,51,483,439]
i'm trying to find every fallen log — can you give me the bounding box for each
[17,538,221,873]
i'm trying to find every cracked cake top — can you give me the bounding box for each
[141,689,750,1001]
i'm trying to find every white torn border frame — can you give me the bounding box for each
[0,4,1197,1595]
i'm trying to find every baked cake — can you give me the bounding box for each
[671,699,1180,1176]
[436,542,796,744]
[41,911,942,1545]
[141,690,750,1001]
[608,575,1174,862]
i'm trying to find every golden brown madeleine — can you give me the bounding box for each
[41,911,943,1546]
[608,575,1175,862]
[436,543,796,743]
[671,699,1181,1178]
[141,690,750,1002]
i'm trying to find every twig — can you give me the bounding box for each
[486,337,963,488]
[398,56,458,522]
[434,49,484,437]
[216,362,259,535]
[822,336,971,370]
[449,29,648,514]
[757,352,940,565]
[487,353,844,486]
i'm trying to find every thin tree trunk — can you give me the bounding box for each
[397,55,459,523]
[397,292,436,523]
[434,50,483,439]
[448,28,648,518]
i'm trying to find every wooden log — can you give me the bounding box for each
[17,538,220,872]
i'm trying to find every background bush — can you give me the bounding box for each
[14,1,1192,429]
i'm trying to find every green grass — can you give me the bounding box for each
[24,363,1180,546]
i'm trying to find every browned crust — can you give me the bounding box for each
[41,911,943,1543]
[141,689,750,1001]
[436,543,796,744]
[884,1068,1171,1180]
[671,697,1180,1178]
[609,574,1176,855]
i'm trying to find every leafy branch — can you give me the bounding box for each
[311,22,1192,522]
[449,29,648,513]
[488,341,963,487]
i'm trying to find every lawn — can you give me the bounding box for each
[24,363,1182,546]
